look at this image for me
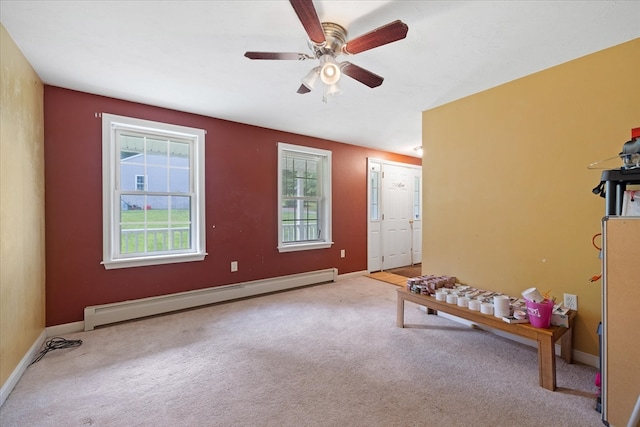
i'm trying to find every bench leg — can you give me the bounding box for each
[397,296,405,328]
[538,336,557,391]
[560,327,573,364]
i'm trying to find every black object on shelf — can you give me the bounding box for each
[593,168,640,216]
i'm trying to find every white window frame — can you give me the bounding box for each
[101,113,207,269]
[277,142,332,253]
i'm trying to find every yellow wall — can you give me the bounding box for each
[0,24,46,388]
[422,38,640,357]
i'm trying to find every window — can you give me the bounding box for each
[277,143,332,252]
[101,113,206,269]
[370,164,380,221]
[135,175,147,191]
[413,175,421,220]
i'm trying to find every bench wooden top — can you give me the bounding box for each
[396,288,574,342]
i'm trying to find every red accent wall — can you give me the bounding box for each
[44,86,420,326]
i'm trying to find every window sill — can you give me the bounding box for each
[277,242,333,253]
[102,252,207,270]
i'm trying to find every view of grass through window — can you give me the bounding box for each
[120,209,190,253]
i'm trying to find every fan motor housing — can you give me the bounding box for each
[309,22,348,58]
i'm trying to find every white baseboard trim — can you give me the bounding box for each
[84,268,338,331]
[337,270,368,280]
[46,321,85,336]
[0,330,46,408]
[572,348,600,368]
[45,272,365,334]
[429,310,599,369]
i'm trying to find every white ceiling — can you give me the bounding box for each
[2,1,639,157]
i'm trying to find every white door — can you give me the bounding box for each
[381,164,412,270]
[367,159,421,272]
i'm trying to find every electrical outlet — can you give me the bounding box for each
[231,261,238,272]
[564,293,578,311]
[340,249,345,258]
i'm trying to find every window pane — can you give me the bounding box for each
[282,153,319,198]
[293,158,306,178]
[169,141,190,166]
[170,196,191,250]
[282,158,295,197]
[146,165,165,192]
[281,198,319,243]
[120,134,144,191]
[169,141,190,193]
[120,134,144,157]
[146,195,169,253]
[120,195,146,254]
[370,171,379,221]
[169,167,189,193]
[304,168,317,197]
[413,176,420,220]
[121,194,145,213]
[146,138,168,162]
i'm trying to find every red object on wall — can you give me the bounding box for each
[631,127,640,139]
[43,86,420,326]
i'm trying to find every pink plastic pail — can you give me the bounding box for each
[525,298,554,328]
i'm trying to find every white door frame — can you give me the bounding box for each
[367,158,422,272]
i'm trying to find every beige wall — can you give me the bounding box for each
[0,24,46,388]
[422,38,640,356]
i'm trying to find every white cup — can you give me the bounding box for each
[521,287,544,303]
[481,303,494,315]
[493,295,510,318]
[457,297,470,307]
[468,300,481,311]
[446,294,458,304]
[435,291,447,301]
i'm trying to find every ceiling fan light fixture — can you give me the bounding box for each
[322,81,343,103]
[319,55,341,85]
[301,67,320,90]
[326,82,342,97]
[245,1,409,102]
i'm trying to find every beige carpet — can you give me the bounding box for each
[0,276,602,427]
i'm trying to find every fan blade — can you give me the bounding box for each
[341,62,384,88]
[342,20,408,55]
[289,0,326,45]
[297,84,311,94]
[245,52,309,60]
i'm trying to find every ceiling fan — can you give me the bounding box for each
[244,0,409,101]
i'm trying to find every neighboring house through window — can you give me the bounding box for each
[277,142,332,252]
[101,113,206,269]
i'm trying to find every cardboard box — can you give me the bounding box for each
[551,306,571,328]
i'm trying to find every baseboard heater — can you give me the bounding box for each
[84,268,337,331]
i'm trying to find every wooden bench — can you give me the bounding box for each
[396,288,576,391]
